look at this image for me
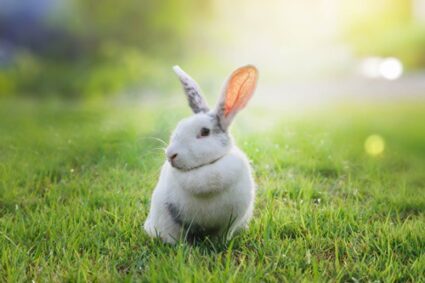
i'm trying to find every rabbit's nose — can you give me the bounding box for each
[166,150,178,161]
[166,147,179,162]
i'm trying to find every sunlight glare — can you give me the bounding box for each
[360,57,382,78]
[379,58,403,80]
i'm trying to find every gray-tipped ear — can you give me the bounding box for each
[173,65,210,114]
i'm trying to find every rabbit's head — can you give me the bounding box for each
[166,65,258,171]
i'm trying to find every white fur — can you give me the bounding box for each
[144,65,258,244]
[144,142,255,244]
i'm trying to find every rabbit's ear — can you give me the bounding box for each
[173,66,210,114]
[215,65,258,130]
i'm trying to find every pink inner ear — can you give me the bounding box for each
[224,66,257,117]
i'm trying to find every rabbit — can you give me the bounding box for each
[144,65,259,244]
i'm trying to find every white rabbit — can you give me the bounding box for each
[144,65,259,244]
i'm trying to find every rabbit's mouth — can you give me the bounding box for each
[170,155,224,172]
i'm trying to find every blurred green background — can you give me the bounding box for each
[1,0,425,98]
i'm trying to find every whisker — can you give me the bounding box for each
[139,136,168,146]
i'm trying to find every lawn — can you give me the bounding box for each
[0,98,424,282]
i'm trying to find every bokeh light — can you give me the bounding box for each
[365,135,385,156]
[379,58,403,80]
[360,57,403,80]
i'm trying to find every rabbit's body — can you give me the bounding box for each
[144,65,258,244]
[144,144,254,243]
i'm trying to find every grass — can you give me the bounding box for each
[0,98,424,282]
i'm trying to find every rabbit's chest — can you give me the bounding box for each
[177,170,226,193]
[166,154,249,228]
[173,193,235,228]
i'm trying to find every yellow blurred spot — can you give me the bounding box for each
[365,135,385,156]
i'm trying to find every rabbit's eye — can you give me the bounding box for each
[199,127,210,137]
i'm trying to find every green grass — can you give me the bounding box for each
[0,99,424,282]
